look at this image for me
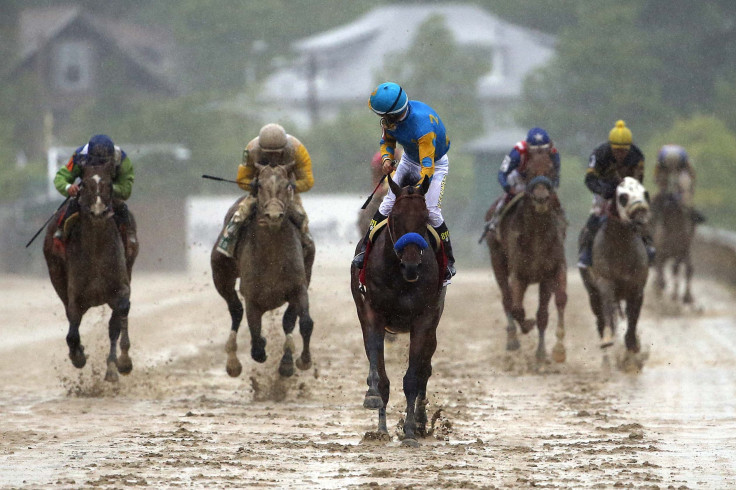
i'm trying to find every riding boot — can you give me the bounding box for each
[577,214,600,269]
[217,195,256,258]
[216,216,242,258]
[434,222,456,281]
[113,201,135,258]
[53,198,79,254]
[352,210,387,269]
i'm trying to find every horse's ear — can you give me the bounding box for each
[387,173,401,196]
[284,161,297,175]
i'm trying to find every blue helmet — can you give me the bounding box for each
[88,134,115,162]
[526,127,551,148]
[657,144,688,165]
[369,82,409,116]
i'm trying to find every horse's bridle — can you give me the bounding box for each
[388,193,426,259]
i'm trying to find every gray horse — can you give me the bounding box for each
[651,172,698,304]
[43,161,138,382]
[211,163,315,378]
[580,177,650,360]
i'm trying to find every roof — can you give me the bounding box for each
[263,4,556,105]
[11,6,179,92]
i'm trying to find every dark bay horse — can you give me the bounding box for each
[651,172,697,304]
[350,175,446,447]
[485,152,568,362]
[43,161,138,382]
[211,163,315,378]
[580,177,650,364]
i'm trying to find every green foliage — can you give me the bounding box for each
[518,2,671,156]
[59,94,259,198]
[643,116,736,229]
[302,109,377,193]
[380,14,491,145]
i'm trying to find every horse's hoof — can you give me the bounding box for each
[506,338,521,351]
[683,293,694,304]
[552,344,566,363]
[401,437,420,448]
[251,348,267,363]
[70,348,86,369]
[105,363,119,383]
[361,431,391,443]
[295,356,312,371]
[520,319,536,334]
[117,356,132,375]
[226,358,243,377]
[363,395,384,410]
[279,361,295,377]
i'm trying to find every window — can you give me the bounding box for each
[53,41,94,92]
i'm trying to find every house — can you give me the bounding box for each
[7,5,181,158]
[260,3,555,136]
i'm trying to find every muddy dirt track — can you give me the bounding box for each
[1,258,735,489]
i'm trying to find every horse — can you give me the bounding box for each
[42,160,139,382]
[484,151,568,362]
[651,171,697,304]
[579,177,650,362]
[211,162,315,378]
[350,175,446,447]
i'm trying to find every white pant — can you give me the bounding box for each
[379,152,448,228]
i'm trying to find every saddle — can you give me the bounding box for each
[358,219,447,290]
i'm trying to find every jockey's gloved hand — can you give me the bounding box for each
[67,184,80,197]
[602,182,617,199]
[503,184,511,194]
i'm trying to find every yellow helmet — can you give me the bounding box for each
[608,120,632,148]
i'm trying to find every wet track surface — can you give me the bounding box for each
[1,261,735,488]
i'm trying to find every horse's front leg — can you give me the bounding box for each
[671,261,681,302]
[551,266,568,363]
[65,301,86,369]
[294,287,313,372]
[279,303,298,377]
[245,306,267,364]
[361,309,389,434]
[624,291,644,353]
[683,254,694,304]
[106,296,132,381]
[402,320,437,447]
[212,253,244,376]
[510,275,535,334]
[535,282,552,362]
[598,279,617,349]
[115,295,132,376]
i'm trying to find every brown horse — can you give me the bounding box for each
[580,177,650,362]
[651,172,697,304]
[350,175,446,447]
[43,161,138,382]
[485,152,567,362]
[211,163,315,378]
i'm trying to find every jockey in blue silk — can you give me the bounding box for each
[352,82,456,283]
[487,127,561,232]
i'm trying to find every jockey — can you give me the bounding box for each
[487,127,561,232]
[577,120,654,268]
[216,123,315,257]
[52,134,135,252]
[654,144,706,223]
[352,82,455,282]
